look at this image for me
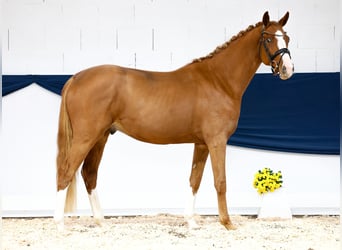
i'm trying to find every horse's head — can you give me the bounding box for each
[259,11,294,80]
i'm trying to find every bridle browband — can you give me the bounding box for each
[260,28,291,75]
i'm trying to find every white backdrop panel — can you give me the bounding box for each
[1,85,339,216]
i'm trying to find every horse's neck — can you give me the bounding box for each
[205,26,263,99]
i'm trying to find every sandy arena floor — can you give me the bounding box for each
[2,214,340,250]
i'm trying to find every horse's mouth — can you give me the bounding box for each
[279,64,294,80]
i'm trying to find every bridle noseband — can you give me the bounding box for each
[260,29,291,75]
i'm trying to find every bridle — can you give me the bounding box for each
[260,28,291,75]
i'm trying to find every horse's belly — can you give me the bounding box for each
[112,119,198,144]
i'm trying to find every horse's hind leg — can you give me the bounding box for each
[55,139,96,231]
[81,132,110,225]
[185,143,209,228]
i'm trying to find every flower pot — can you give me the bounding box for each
[257,188,292,219]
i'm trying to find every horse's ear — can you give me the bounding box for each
[278,12,289,27]
[262,11,270,27]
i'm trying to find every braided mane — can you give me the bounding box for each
[192,22,263,63]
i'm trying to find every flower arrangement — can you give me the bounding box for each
[253,168,283,194]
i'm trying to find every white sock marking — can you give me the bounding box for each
[54,188,68,231]
[88,188,103,224]
[184,187,200,229]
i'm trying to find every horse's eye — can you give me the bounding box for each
[266,38,272,43]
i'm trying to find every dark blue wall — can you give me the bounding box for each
[3,72,340,154]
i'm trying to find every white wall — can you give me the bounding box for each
[1,0,340,216]
[2,0,340,74]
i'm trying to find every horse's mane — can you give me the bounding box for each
[191,21,263,63]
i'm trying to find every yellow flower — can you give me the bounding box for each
[253,167,283,195]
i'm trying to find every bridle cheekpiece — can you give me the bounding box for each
[260,28,291,75]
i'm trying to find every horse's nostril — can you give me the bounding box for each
[282,65,287,74]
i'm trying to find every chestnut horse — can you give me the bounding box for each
[54,11,293,231]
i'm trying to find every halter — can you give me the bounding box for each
[260,29,291,75]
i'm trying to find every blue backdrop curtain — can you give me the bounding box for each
[2,75,71,96]
[229,73,339,155]
[2,72,340,155]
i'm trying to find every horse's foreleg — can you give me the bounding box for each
[81,133,109,225]
[185,143,209,229]
[208,140,236,230]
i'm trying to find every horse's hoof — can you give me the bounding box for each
[223,223,237,230]
[187,218,200,230]
[55,221,65,232]
[94,216,104,226]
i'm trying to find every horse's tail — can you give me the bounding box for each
[56,77,77,213]
[65,173,77,213]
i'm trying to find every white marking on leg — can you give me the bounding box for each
[184,187,199,229]
[88,188,103,225]
[54,188,68,231]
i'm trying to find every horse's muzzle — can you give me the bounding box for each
[279,53,294,80]
[279,63,294,80]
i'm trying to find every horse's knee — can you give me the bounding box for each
[214,178,226,194]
